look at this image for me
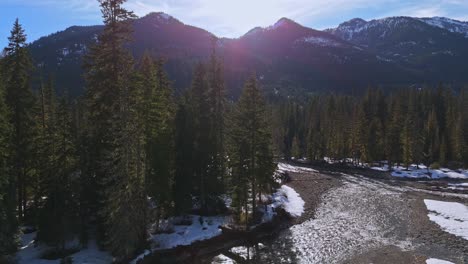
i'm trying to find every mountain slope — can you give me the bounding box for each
[326,16,468,82]
[29,12,215,96]
[419,17,468,38]
[28,13,468,97]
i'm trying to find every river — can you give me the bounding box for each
[204,169,468,263]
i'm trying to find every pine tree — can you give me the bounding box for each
[173,98,195,215]
[189,63,214,213]
[0,63,15,254]
[461,88,468,167]
[37,90,79,251]
[291,136,301,159]
[84,0,146,260]
[139,53,175,227]
[3,18,36,225]
[206,42,227,195]
[386,96,403,169]
[423,108,440,166]
[307,97,324,161]
[229,75,275,226]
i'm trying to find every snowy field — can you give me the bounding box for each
[424,199,468,241]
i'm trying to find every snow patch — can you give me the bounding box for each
[448,183,468,187]
[277,163,317,173]
[148,215,228,250]
[261,185,305,222]
[299,36,342,47]
[275,185,305,217]
[424,199,468,240]
[16,231,112,264]
[426,258,455,264]
[374,164,468,180]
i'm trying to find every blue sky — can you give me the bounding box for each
[2,0,468,49]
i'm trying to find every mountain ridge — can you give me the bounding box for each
[26,12,468,97]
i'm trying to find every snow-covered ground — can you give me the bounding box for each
[18,162,305,264]
[273,185,305,217]
[424,199,468,241]
[149,215,228,250]
[261,185,305,222]
[133,166,305,264]
[131,215,229,263]
[277,162,317,173]
[426,258,455,264]
[273,175,416,263]
[447,183,468,191]
[368,163,468,180]
[319,157,467,180]
[16,231,112,264]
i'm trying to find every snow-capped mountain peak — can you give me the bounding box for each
[418,17,468,37]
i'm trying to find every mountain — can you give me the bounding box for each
[327,16,468,83]
[418,17,468,38]
[27,13,468,98]
[29,12,215,97]
[222,17,413,94]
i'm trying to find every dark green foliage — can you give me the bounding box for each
[0,62,15,255]
[229,75,276,226]
[173,99,195,216]
[36,82,79,251]
[139,53,175,226]
[3,18,36,224]
[1,19,37,255]
[1,4,467,263]
[178,50,228,215]
[206,44,227,196]
[278,86,467,169]
[83,0,146,261]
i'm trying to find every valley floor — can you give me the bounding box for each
[207,163,468,264]
[13,162,468,264]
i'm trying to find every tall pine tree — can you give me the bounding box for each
[0,60,15,255]
[84,0,146,261]
[229,75,275,227]
[3,18,36,226]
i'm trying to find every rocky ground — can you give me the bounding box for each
[202,162,468,264]
[280,163,468,264]
[284,169,341,225]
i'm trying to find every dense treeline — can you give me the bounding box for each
[0,0,276,262]
[1,0,467,263]
[276,87,468,169]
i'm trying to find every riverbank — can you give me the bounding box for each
[132,163,340,264]
[290,161,468,263]
[203,162,467,264]
[135,161,467,263]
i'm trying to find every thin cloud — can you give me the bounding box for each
[3,0,468,38]
[126,0,400,37]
